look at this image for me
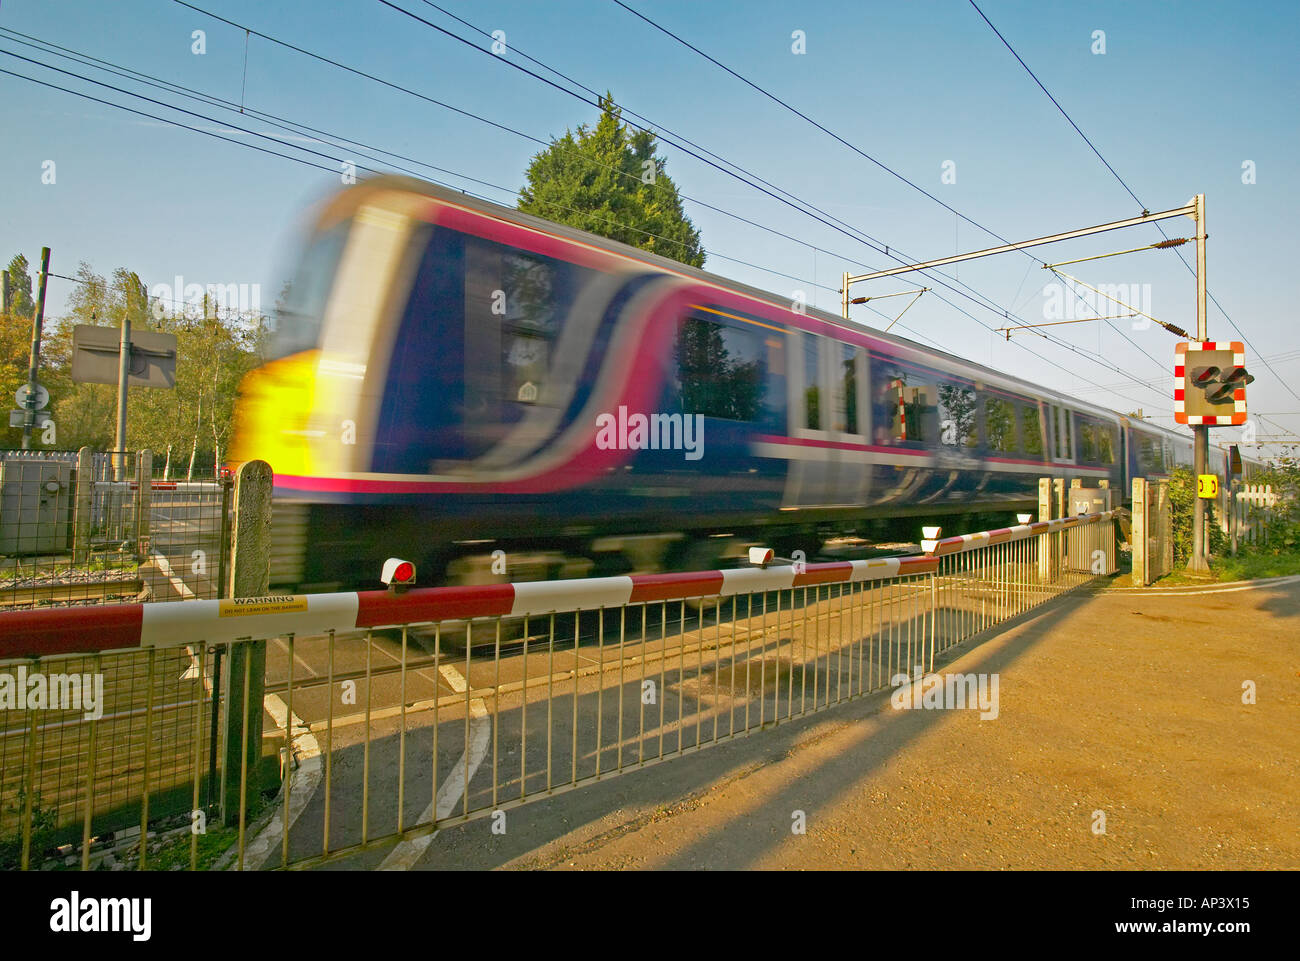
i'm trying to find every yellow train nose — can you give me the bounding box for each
[228,350,321,476]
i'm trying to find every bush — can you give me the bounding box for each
[1168,467,1226,567]
[1242,448,1300,555]
[0,788,59,870]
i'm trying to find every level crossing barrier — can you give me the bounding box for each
[0,509,1117,870]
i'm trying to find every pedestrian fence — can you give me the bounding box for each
[0,448,231,609]
[1131,477,1173,586]
[0,494,1117,871]
[1225,483,1279,552]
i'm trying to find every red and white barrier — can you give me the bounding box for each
[0,554,940,660]
[0,512,1119,660]
[925,510,1116,558]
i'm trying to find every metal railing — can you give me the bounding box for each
[0,507,1117,871]
[0,448,232,609]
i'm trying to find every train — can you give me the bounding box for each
[228,176,1260,591]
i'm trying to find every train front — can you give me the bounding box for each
[228,176,679,590]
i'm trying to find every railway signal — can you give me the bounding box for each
[1174,341,1250,425]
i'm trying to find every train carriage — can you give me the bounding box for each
[229,176,1248,590]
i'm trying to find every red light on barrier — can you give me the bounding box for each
[381,557,417,589]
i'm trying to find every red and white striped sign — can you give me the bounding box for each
[1174,341,1247,425]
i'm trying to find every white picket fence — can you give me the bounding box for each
[1222,483,1280,550]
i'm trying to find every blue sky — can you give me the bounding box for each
[2,0,1297,448]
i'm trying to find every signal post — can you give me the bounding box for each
[1176,196,1253,571]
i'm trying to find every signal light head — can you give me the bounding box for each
[1206,382,1236,403]
[381,557,416,590]
[1191,365,1221,386]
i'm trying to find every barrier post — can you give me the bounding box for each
[220,460,273,826]
[1037,477,1053,582]
[1132,477,1148,586]
[1052,478,1066,574]
[72,445,93,565]
[134,448,152,561]
[1229,479,1238,556]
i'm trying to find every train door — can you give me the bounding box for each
[831,341,870,503]
[783,331,844,507]
[1047,404,1076,468]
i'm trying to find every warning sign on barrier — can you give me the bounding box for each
[218,595,308,617]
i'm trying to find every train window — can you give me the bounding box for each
[985,395,1017,453]
[876,372,928,443]
[1061,410,1073,459]
[676,315,765,422]
[938,383,977,448]
[270,221,349,359]
[372,223,604,469]
[463,238,589,432]
[1079,420,1098,462]
[499,251,563,401]
[1139,434,1165,472]
[835,343,860,434]
[803,335,821,430]
[1098,426,1116,464]
[1023,405,1044,456]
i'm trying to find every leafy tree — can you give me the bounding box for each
[5,261,265,465]
[518,94,705,268]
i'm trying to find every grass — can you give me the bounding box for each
[1210,551,1300,582]
[144,823,241,871]
[1145,550,1300,587]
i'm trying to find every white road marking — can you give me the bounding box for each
[155,551,211,688]
[379,662,491,870]
[153,551,197,600]
[1127,574,1300,597]
[234,691,322,870]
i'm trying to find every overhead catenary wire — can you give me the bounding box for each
[53,7,1172,408]
[0,43,880,311]
[0,58,1165,414]
[3,18,1176,414]
[0,41,939,345]
[365,0,1184,405]
[966,0,1300,405]
[596,0,1179,388]
[607,0,1292,430]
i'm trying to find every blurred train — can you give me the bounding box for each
[229,176,1261,590]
